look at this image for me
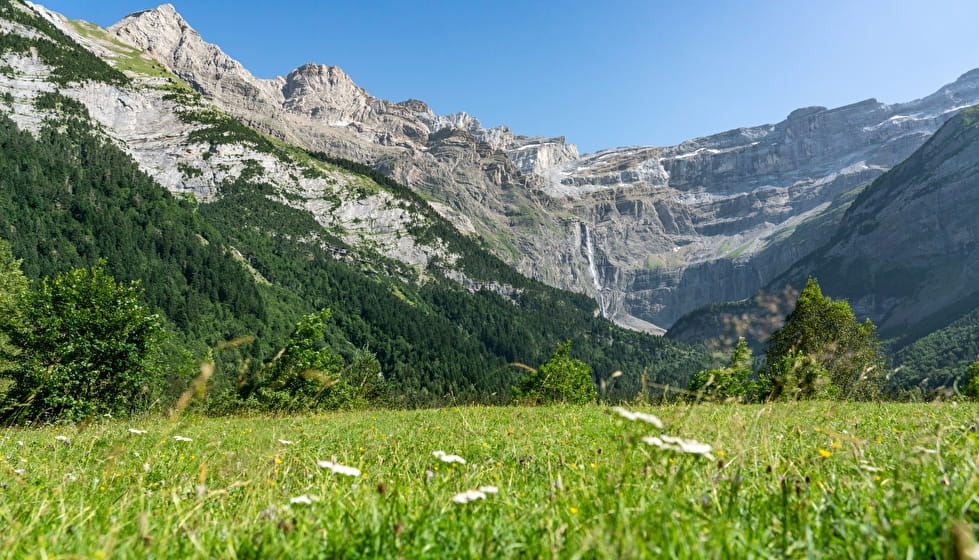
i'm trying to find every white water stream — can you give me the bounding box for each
[583,224,608,318]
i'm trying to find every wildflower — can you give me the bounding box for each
[278,440,293,445]
[478,485,499,494]
[55,435,70,445]
[65,472,77,482]
[818,449,833,458]
[317,460,361,477]
[911,446,937,455]
[569,506,580,515]
[642,435,715,459]
[432,450,466,464]
[612,407,664,429]
[289,494,317,505]
[173,436,192,442]
[451,489,487,504]
[129,429,148,435]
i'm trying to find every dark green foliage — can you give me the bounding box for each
[0,97,278,387]
[179,108,281,158]
[248,311,388,412]
[0,22,708,411]
[762,278,885,400]
[890,304,979,393]
[1,263,161,422]
[687,337,755,402]
[515,341,598,405]
[964,362,979,399]
[252,309,346,411]
[0,0,127,86]
[0,237,27,379]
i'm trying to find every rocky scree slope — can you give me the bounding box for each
[106,3,979,331]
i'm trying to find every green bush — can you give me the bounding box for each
[1,262,162,423]
[762,278,885,401]
[0,238,27,376]
[249,310,387,412]
[687,337,754,402]
[515,341,597,405]
[964,361,979,399]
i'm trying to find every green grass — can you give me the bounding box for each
[67,18,189,89]
[725,241,753,260]
[1,402,977,558]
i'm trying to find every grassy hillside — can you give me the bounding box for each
[1,402,976,558]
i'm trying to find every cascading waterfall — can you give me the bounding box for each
[582,223,608,317]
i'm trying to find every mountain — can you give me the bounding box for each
[669,105,979,388]
[0,0,704,403]
[102,5,979,333]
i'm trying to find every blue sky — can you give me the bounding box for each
[40,1,979,154]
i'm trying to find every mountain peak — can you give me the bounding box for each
[955,67,979,84]
[117,3,188,32]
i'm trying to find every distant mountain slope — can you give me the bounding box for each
[668,105,979,387]
[100,3,979,331]
[0,0,706,402]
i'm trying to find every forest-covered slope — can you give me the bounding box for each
[0,0,705,405]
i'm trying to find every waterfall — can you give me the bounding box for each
[582,223,608,318]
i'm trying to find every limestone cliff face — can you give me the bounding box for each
[104,4,979,331]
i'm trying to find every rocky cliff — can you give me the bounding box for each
[103,4,979,331]
[668,103,979,361]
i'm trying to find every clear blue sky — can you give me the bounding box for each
[39,0,979,154]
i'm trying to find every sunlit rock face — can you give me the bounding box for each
[107,4,979,330]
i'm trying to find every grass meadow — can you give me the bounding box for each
[1,402,978,558]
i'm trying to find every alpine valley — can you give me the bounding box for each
[1,0,977,398]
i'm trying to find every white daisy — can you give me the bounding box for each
[452,489,487,504]
[317,460,361,477]
[432,450,466,464]
[642,434,715,459]
[612,407,664,429]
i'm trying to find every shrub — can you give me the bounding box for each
[515,341,597,405]
[1,262,162,423]
[687,337,754,402]
[0,238,28,378]
[964,361,979,399]
[251,310,387,411]
[762,278,885,401]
